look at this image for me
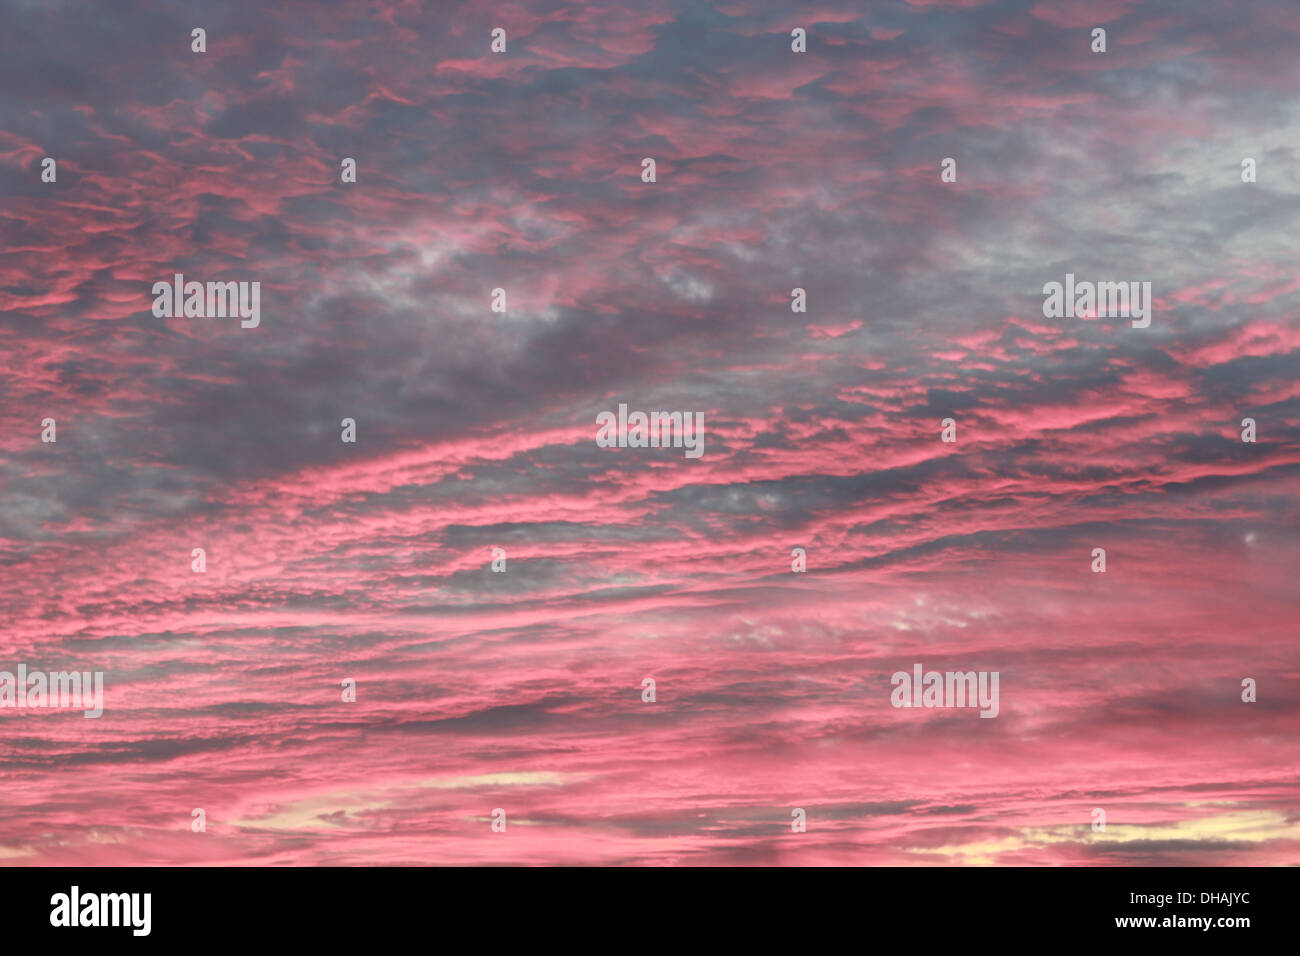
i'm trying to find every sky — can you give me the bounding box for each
[1,0,1298,866]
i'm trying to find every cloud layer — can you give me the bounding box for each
[1,0,1298,865]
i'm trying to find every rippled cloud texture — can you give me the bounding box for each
[2,0,1298,865]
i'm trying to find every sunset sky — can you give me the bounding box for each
[1,0,1298,865]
